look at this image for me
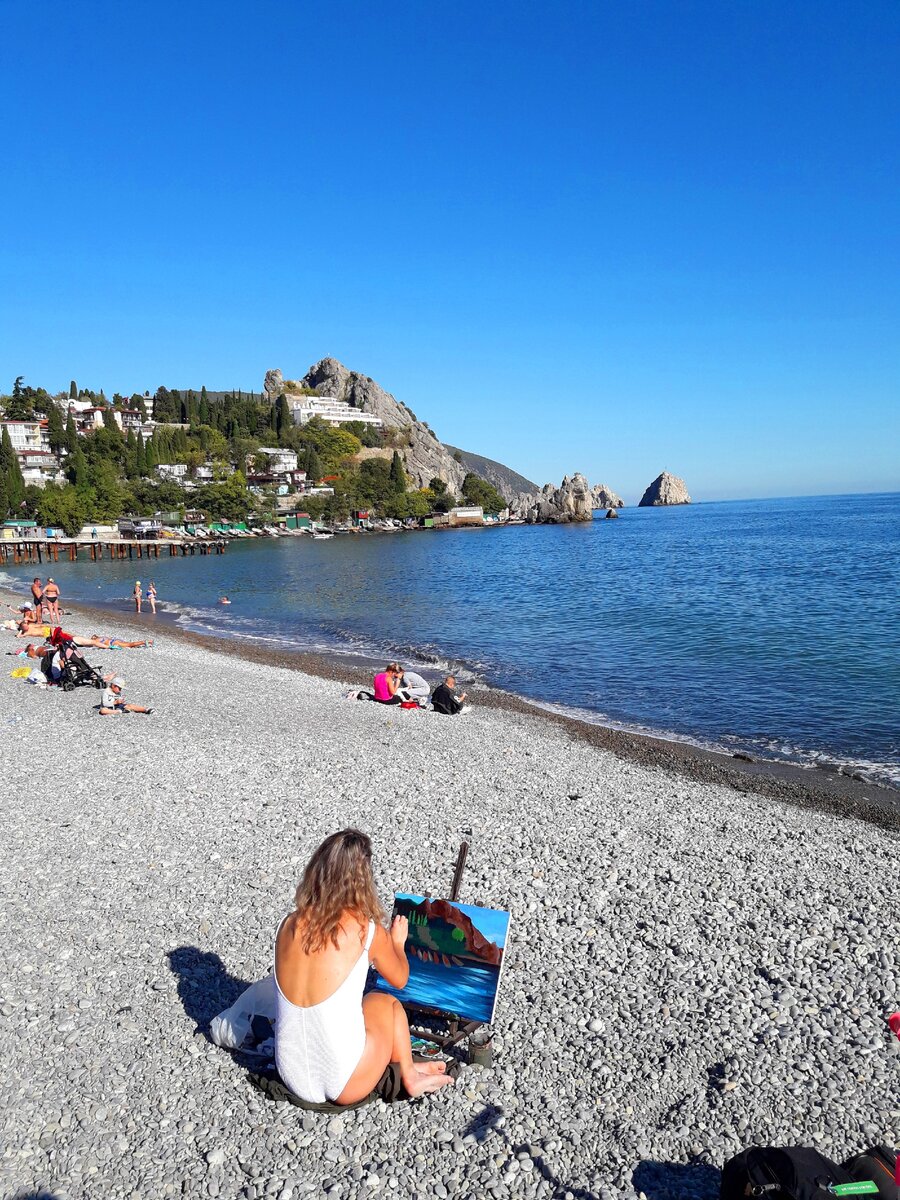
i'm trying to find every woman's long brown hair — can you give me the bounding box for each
[294,829,385,953]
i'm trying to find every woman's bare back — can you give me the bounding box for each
[275,910,370,1008]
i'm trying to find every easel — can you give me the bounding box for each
[402,840,491,1063]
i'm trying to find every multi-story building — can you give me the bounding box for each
[256,447,299,474]
[1,419,50,452]
[156,463,188,481]
[286,395,383,429]
[17,451,64,487]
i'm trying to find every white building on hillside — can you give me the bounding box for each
[256,447,298,474]
[17,451,64,486]
[286,396,383,429]
[156,463,188,481]
[2,420,50,452]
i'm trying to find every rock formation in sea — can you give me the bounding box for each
[638,471,691,506]
[591,483,624,509]
[513,473,598,523]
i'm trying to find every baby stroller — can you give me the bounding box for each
[50,630,105,692]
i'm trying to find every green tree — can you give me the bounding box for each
[46,404,65,454]
[37,483,85,536]
[69,380,78,400]
[65,443,89,489]
[429,476,447,495]
[461,472,506,513]
[303,446,323,482]
[65,413,78,454]
[389,450,407,494]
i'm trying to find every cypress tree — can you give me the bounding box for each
[136,432,147,477]
[47,403,65,454]
[389,450,406,494]
[303,446,323,482]
[69,380,78,400]
[65,413,78,454]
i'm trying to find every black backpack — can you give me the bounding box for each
[842,1147,897,1200]
[720,1146,855,1199]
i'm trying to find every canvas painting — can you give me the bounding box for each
[373,893,511,1024]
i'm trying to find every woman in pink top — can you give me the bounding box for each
[372,663,402,705]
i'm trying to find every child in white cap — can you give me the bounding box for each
[99,675,152,715]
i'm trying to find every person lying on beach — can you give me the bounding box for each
[274,828,453,1105]
[99,676,152,715]
[395,670,430,705]
[71,632,153,650]
[430,674,467,715]
[42,579,61,624]
[15,614,51,638]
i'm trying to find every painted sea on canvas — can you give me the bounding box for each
[372,894,511,1024]
[7,492,899,787]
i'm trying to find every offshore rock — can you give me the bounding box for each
[591,483,624,509]
[514,473,596,523]
[638,471,691,506]
[263,369,284,401]
[298,358,467,492]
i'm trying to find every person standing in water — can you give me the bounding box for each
[147,582,157,614]
[133,580,142,613]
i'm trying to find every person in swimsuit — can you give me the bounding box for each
[147,582,157,614]
[42,579,61,624]
[30,579,43,622]
[133,581,142,613]
[274,829,454,1106]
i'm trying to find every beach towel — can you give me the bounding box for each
[10,666,31,679]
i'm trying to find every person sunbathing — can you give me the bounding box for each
[85,633,153,650]
[274,829,454,1106]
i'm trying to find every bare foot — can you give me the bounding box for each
[402,1066,454,1097]
[415,1060,447,1075]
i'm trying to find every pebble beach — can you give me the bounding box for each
[1,592,898,1200]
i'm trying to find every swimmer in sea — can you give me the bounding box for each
[219,596,231,605]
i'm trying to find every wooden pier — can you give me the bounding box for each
[0,538,227,566]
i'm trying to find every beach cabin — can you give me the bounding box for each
[118,516,162,539]
[284,512,312,530]
[351,509,372,529]
[449,505,485,527]
[1,519,38,540]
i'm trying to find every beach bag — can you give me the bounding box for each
[209,974,276,1055]
[720,1147,855,1199]
[400,700,420,710]
[842,1147,897,1198]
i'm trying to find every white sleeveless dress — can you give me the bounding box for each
[274,920,376,1103]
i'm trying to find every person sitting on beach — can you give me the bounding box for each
[395,669,430,705]
[430,674,467,715]
[274,829,454,1105]
[367,662,403,705]
[133,581,142,613]
[42,579,61,624]
[30,578,44,621]
[99,676,152,715]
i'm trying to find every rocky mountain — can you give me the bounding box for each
[638,471,692,506]
[444,446,537,504]
[289,358,469,492]
[591,483,624,509]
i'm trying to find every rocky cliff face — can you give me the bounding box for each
[263,369,284,401]
[591,483,624,509]
[638,471,691,506]
[513,473,597,523]
[297,358,468,492]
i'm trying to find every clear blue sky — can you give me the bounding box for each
[1,1,897,502]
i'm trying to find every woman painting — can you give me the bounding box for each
[274,829,454,1105]
[133,580,142,614]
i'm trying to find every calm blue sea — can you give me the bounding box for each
[4,492,898,786]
